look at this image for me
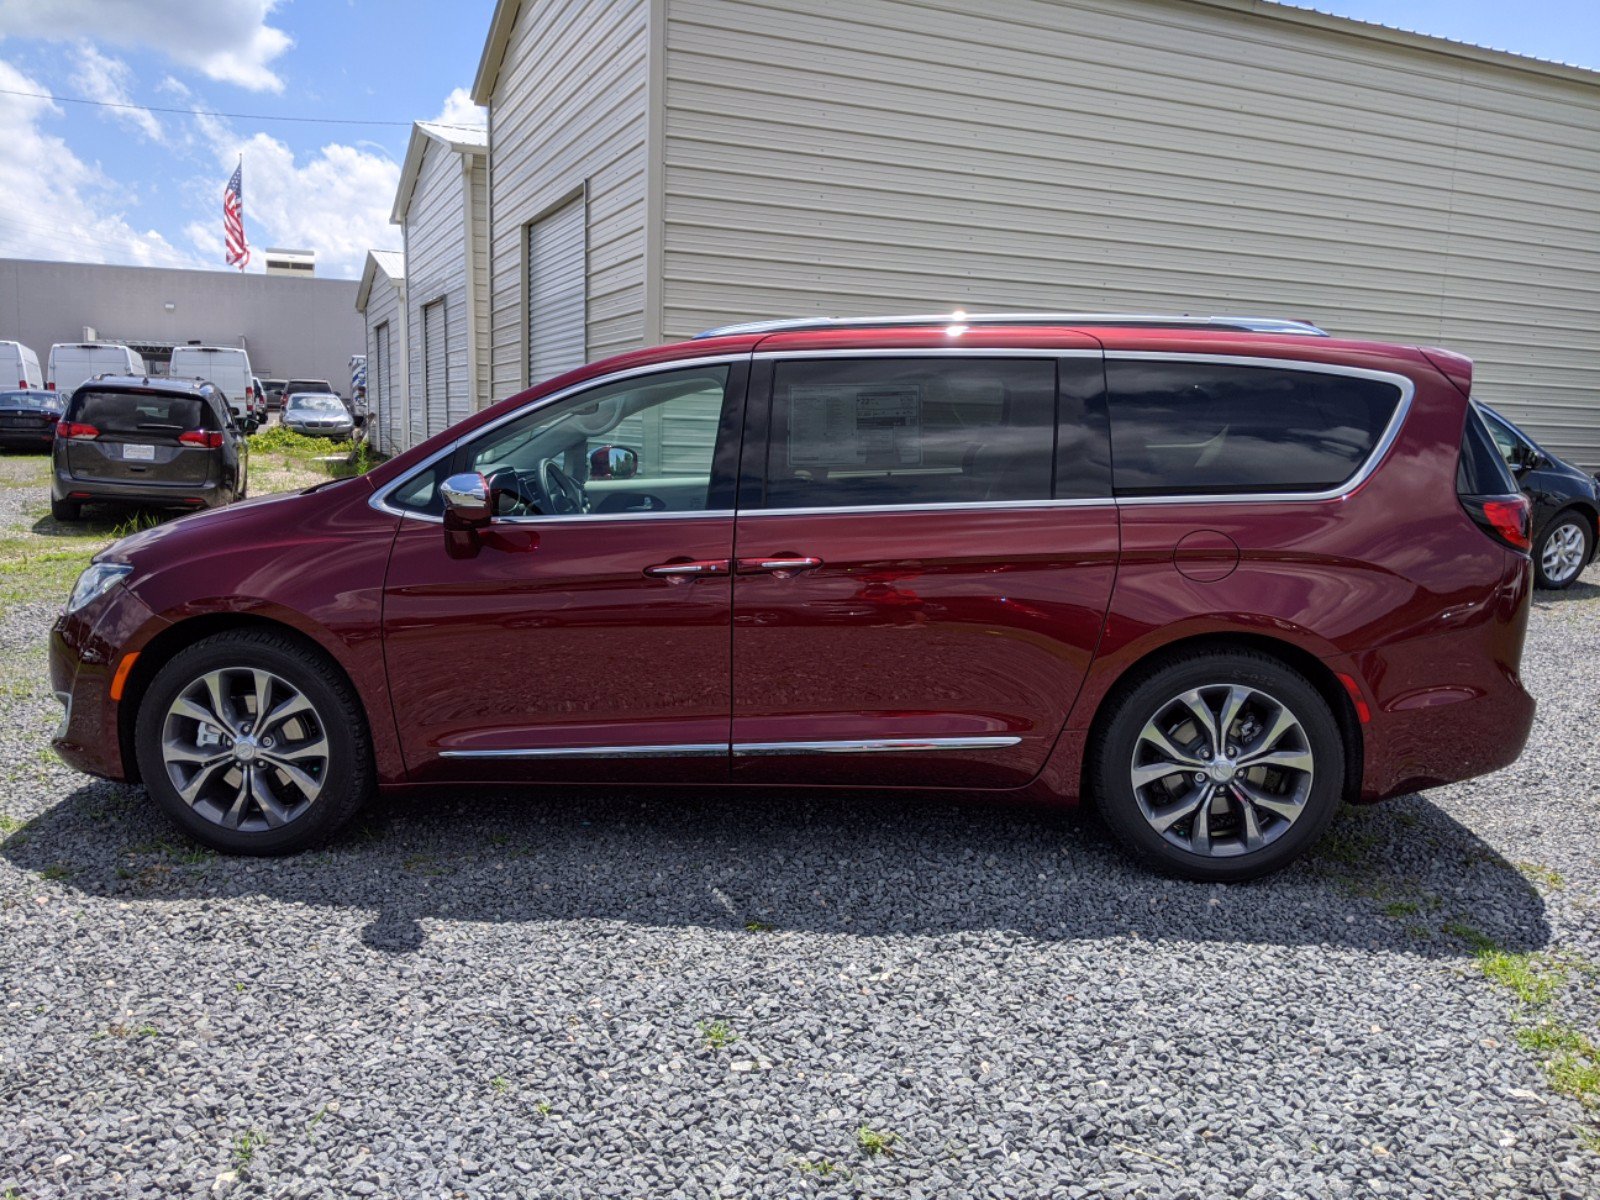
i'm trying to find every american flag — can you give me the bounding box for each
[223,162,250,270]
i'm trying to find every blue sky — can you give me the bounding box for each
[0,0,1592,280]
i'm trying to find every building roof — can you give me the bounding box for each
[355,250,405,314]
[470,0,1599,104]
[389,121,489,226]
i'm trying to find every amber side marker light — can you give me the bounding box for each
[109,652,139,701]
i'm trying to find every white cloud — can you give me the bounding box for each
[191,113,400,278]
[0,0,291,92]
[0,58,202,269]
[431,87,486,130]
[73,43,163,141]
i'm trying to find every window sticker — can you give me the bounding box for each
[787,384,922,468]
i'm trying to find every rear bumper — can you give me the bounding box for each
[0,431,55,449]
[52,468,227,509]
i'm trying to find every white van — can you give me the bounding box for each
[48,342,146,395]
[168,346,255,425]
[0,340,42,389]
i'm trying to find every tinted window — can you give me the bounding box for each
[1107,361,1403,496]
[1459,405,1520,496]
[759,358,1055,510]
[0,391,60,409]
[72,390,210,433]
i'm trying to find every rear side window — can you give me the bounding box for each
[72,390,211,434]
[1459,405,1520,496]
[1106,361,1404,496]
[758,357,1056,510]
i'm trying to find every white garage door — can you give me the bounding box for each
[526,198,585,386]
[373,321,394,454]
[422,299,447,439]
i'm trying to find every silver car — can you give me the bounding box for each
[282,392,355,439]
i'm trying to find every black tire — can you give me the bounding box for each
[1533,512,1591,590]
[51,497,81,522]
[133,629,374,854]
[1090,650,1344,882]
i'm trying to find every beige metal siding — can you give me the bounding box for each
[422,299,448,438]
[660,0,1600,464]
[404,138,474,442]
[362,270,406,455]
[487,0,650,398]
[470,157,493,411]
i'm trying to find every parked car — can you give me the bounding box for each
[251,377,268,425]
[47,342,145,395]
[0,388,64,450]
[49,313,1535,880]
[1476,402,1599,590]
[282,392,356,439]
[49,375,248,521]
[168,346,257,431]
[0,339,43,389]
[262,379,288,411]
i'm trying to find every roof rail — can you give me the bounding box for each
[694,312,1328,338]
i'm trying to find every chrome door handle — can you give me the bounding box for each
[643,558,730,578]
[735,556,823,575]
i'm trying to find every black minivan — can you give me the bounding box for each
[1479,403,1600,589]
[50,376,249,521]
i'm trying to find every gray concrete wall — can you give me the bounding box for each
[0,259,364,395]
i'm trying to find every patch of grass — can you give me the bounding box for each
[744,920,774,932]
[232,1130,265,1168]
[1517,1023,1600,1109]
[1477,951,1568,1007]
[490,1075,510,1094]
[0,813,23,835]
[1382,900,1420,918]
[698,1019,737,1050]
[38,864,73,881]
[1514,861,1566,891]
[533,1101,553,1116]
[856,1126,898,1157]
[1443,920,1499,953]
[792,1157,849,1179]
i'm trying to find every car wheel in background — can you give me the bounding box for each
[51,497,81,522]
[1534,513,1590,590]
[1091,650,1344,882]
[133,629,374,855]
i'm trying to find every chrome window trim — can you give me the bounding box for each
[368,352,748,523]
[440,742,727,760]
[701,313,1327,338]
[753,348,1101,361]
[732,736,1021,756]
[740,498,1113,518]
[1103,351,1414,506]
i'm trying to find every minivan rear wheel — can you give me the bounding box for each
[51,497,81,522]
[133,629,374,855]
[1092,651,1343,882]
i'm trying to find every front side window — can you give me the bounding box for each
[390,365,733,518]
[1107,361,1403,496]
[757,357,1056,510]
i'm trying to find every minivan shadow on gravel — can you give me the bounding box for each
[3,779,1548,958]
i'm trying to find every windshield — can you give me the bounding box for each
[289,395,346,413]
[72,390,210,433]
[0,391,59,409]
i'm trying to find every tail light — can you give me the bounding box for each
[1461,494,1531,552]
[45,382,55,390]
[17,379,26,388]
[56,422,98,440]
[178,430,225,449]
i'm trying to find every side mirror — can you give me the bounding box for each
[589,444,638,480]
[441,472,492,529]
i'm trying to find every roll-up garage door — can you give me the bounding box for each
[422,299,447,439]
[526,198,585,386]
[373,321,393,454]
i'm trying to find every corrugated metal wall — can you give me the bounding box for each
[527,197,588,381]
[404,138,474,445]
[422,299,448,438]
[485,0,650,400]
[658,0,1600,464]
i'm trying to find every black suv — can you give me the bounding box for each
[51,376,249,521]
[1479,403,1600,589]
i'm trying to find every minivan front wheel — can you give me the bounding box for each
[1093,651,1343,881]
[134,630,374,854]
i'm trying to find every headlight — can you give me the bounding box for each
[65,561,132,614]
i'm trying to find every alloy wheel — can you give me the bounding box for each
[159,666,329,832]
[1541,522,1586,586]
[1129,683,1315,858]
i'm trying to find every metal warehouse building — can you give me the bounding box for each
[459,0,1599,464]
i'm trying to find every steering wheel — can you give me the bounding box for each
[484,468,543,516]
[538,457,587,515]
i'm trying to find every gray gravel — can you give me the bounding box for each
[2,547,1597,1197]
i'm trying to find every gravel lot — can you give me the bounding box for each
[1,457,1597,1199]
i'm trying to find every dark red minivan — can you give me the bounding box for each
[49,315,1536,880]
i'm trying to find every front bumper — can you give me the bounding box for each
[50,585,168,782]
[284,423,354,439]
